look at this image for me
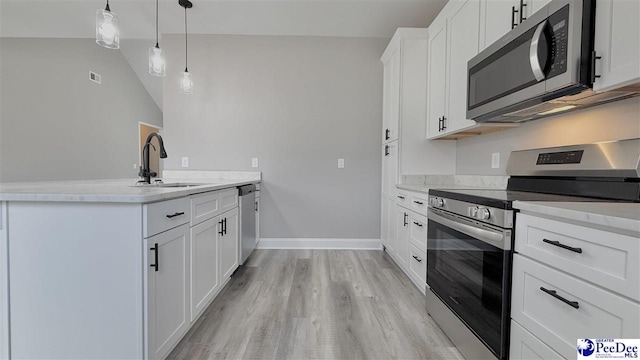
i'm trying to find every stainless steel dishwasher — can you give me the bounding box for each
[238,184,257,265]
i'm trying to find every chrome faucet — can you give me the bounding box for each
[138,132,167,184]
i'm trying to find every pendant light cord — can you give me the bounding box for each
[184,6,188,72]
[105,0,110,11]
[155,0,159,47]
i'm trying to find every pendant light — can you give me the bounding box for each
[96,0,120,49]
[149,0,166,76]
[179,0,193,94]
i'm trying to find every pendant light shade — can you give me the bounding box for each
[149,0,166,76]
[179,0,193,94]
[180,71,193,94]
[96,1,119,49]
[149,46,166,76]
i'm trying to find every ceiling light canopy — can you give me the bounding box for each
[96,0,119,49]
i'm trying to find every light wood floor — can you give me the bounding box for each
[168,249,463,360]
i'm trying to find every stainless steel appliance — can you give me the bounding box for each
[425,138,640,360]
[238,184,257,265]
[466,0,638,123]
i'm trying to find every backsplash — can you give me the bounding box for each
[401,174,508,189]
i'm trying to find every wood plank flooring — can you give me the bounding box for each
[168,250,463,360]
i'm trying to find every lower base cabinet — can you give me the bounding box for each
[220,208,239,280]
[190,218,220,322]
[510,320,563,360]
[145,224,191,360]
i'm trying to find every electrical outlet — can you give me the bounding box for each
[182,157,189,168]
[252,158,259,168]
[491,153,500,169]
[338,158,345,168]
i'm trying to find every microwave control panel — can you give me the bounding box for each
[547,5,570,78]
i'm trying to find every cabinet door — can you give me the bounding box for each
[220,208,239,281]
[190,217,219,322]
[146,223,190,360]
[381,196,391,251]
[381,142,398,197]
[395,206,409,270]
[527,0,551,18]
[593,0,640,92]
[447,0,480,134]
[426,21,448,139]
[255,196,260,241]
[382,47,401,142]
[482,0,517,50]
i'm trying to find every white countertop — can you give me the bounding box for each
[514,201,640,234]
[0,178,259,203]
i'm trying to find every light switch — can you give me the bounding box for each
[491,153,500,169]
[182,157,189,168]
[338,158,345,168]
[252,158,259,168]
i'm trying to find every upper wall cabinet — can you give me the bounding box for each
[480,0,551,50]
[593,0,640,92]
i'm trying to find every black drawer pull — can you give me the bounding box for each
[413,221,423,227]
[404,212,408,227]
[166,211,185,219]
[413,200,423,205]
[397,195,405,200]
[150,243,159,272]
[385,128,390,140]
[412,255,423,263]
[540,287,579,309]
[543,239,582,253]
[385,144,390,156]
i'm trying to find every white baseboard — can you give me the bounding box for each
[256,238,382,250]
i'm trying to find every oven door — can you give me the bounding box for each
[427,208,512,359]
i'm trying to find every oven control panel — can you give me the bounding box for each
[428,194,513,229]
[468,206,491,220]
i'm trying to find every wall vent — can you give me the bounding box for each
[89,71,101,84]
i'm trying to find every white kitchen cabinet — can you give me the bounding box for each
[0,202,7,360]
[382,141,399,199]
[220,207,239,281]
[426,20,448,139]
[145,224,190,360]
[381,44,401,144]
[593,0,640,92]
[408,242,427,292]
[255,191,260,241]
[381,196,394,253]
[395,206,409,270]
[190,218,220,322]
[480,0,551,50]
[509,320,563,360]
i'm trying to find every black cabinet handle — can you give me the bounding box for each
[591,51,602,83]
[543,239,582,253]
[441,116,446,131]
[404,212,408,227]
[438,117,442,132]
[166,211,185,219]
[511,6,519,29]
[255,201,259,212]
[150,243,159,272]
[519,0,527,23]
[384,144,390,156]
[385,128,390,140]
[412,255,423,263]
[540,287,579,309]
[218,220,224,236]
[413,200,423,205]
[223,218,227,235]
[397,195,405,200]
[413,221,423,227]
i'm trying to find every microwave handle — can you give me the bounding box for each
[529,21,549,82]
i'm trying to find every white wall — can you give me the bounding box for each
[162,34,387,239]
[456,97,640,175]
[0,38,163,182]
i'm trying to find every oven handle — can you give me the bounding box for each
[428,209,511,250]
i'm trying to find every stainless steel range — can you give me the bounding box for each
[425,138,640,360]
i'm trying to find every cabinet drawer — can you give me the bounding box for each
[219,188,238,214]
[509,320,563,360]
[410,193,429,215]
[408,242,426,289]
[395,190,410,207]
[190,191,221,226]
[144,197,191,238]
[515,213,640,300]
[511,255,640,360]
[408,212,427,252]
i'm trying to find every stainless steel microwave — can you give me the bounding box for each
[466,0,634,123]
